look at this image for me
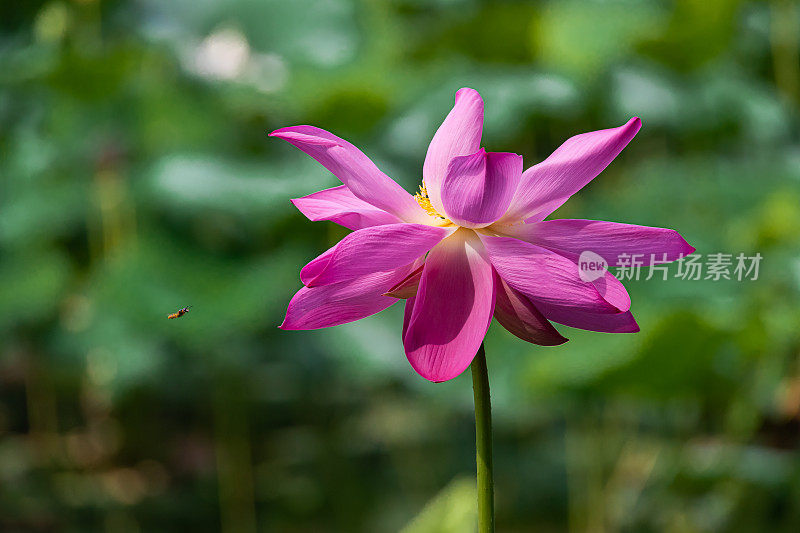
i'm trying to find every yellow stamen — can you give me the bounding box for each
[414,182,452,224]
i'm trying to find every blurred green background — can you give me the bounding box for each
[1,0,800,531]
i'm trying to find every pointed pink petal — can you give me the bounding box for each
[384,261,424,299]
[591,270,631,312]
[496,227,633,311]
[532,301,640,333]
[479,235,621,313]
[280,267,412,330]
[404,230,495,382]
[291,185,401,230]
[493,271,567,346]
[270,126,428,222]
[301,223,451,287]
[441,150,522,228]
[504,219,695,266]
[501,118,641,223]
[422,88,484,214]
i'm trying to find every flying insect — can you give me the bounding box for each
[167,306,192,319]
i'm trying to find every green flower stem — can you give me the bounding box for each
[471,343,494,533]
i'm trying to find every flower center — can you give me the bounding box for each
[414,182,452,225]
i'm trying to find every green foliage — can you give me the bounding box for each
[401,476,477,533]
[1,0,799,531]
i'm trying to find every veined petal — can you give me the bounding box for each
[404,229,495,382]
[384,261,424,299]
[532,301,640,333]
[493,272,567,346]
[503,219,695,266]
[301,223,451,287]
[270,126,428,222]
[423,88,484,214]
[501,117,641,223]
[292,185,401,230]
[491,233,631,312]
[479,235,621,313]
[591,270,631,312]
[280,266,412,330]
[441,150,522,228]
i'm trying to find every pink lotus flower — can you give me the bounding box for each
[272,88,694,382]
